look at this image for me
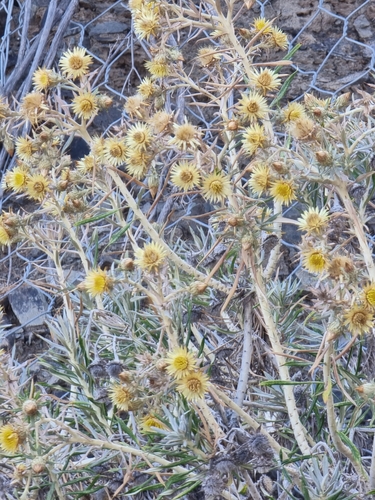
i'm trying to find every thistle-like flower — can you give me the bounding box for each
[176,371,209,401]
[170,161,201,191]
[0,424,24,453]
[134,242,167,272]
[297,207,329,235]
[104,138,127,166]
[270,179,296,205]
[236,91,269,123]
[249,68,281,95]
[302,248,328,274]
[248,164,272,195]
[26,174,50,201]
[165,347,197,379]
[82,269,114,297]
[169,120,201,151]
[242,124,267,155]
[201,171,231,203]
[59,47,93,79]
[133,9,160,40]
[125,123,153,151]
[72,92,99,120]
[344,305,374,336]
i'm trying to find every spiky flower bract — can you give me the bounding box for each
[109,384,134,411]
[201,171,231,203]
[344,305,374,336]
[289,117,316,141]
[145,55,170,78]
[362,284,375,309]
[125,151,151,179]
[165,347,197,379]
[170,161,201,191]
[270,179,296,205]
[138,77,157,99]
[83,269,113,297]
[0,224,11,246]
[176,371,209,401]
[169,120,201,151]
[242,124,267,155]
[297,207,329,235]
[249,164,272,195]
[282,102,306,123]
[125,123,153,151]
[140,414,167,432]
[76,154,96,173]
[72,92,99,120]
[252,17,272,34]
[236,92,269,123]
[302,248,328,274]
[266,26,289,50]
[91,136,106,162]
[20,92,46,124]
[32,67,57,91]
[148,110,172,134]
[104,138,127,166]
[249,68,281,95]
[3,164,29,192]
[59,47,93,79]
[124,94,146,118]
[134,242,167,272]
[15,137,35,161]
[197,46,221,67]
[133,9,160,40]
[26,174,50,201]
[0,424,22,453]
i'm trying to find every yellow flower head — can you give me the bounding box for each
[145,55,170,78]
[20,92,46,124]
[344,305,374,336]
[242,124,267,155]
[59,47,93,79]
[201,171,231,203]
[91,136,106,162]
[270,179,296,205]
[104,138,127,166]
[125,123,153,151]
[3,164,30,192]
[170,161,201,191]
[282,102,306,123]
[26,174,50,201]
[137,77,158,99]
[165,347,197,379]
[83,269,114,297]
[72,92,98,120]
[302,248,328,274]
[363,284,375,309]
[176,371,209,401]
[197,46,221,67]
[128,0,144,11]
[169,120,201,151]
[15,137,36,161]
[140,414,167,432]
[297,207,329,235]
[0,424,23,453]
[134,242,167,272]
[248,164,272,195]
[32,67,58,91]
[249,68,281,96]
[125,151,151,179]
[109,383,134,411]
[76,154,96,173]
[252,17,272,34]
[266,26,289,50]
[0,224,11,246]
[236,91,269,123]
[133,9,160,40]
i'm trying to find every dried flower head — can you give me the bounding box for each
[26,174,50,201]
[124,94,146,119]
[249,164,272,195]
[355,382,375,398]
[32,67,58,91]
[197,46,221,67]
[140,414,167,432]
[134,242,167,272]
[176,371,209,401]
[72,92,99,120]
[134,9,160,40]
[22,400,38,416]
[76,154,96,173]
[145,55,170,78]
[82,269,114,297]
[148,110,173,134]
[297,207,329,235]
[242,124,267,155]
[362,284,375,309]
[125,151,151,179]
[315,150,332,166]
[0,424,24,453]
[170,161,201,191]
[249,68,281,95]
[91,135,106,162]
[266,26,288,50]
[125,123,153,151]
[344,305,374,336]
[3,164,29,193]
[138,77,158,99]
[328,256,354,279]
[59,47,93,79]
[15,137,36,161]
[166,347,197,379]
[109,383,134,411]
[104,138,127,166]
[169,120,201,150]
[270,179,296,205]
[0,223,12,246]
[289,116,316,141]
[282,102,306,123]
[302,248,328,274]
[201,171,232,203]
[236,91,269,123]
[20,92,46,124]
[106,361,124,378]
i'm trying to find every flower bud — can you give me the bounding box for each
[226,119,239,131]
[315,150,332,166]
[22,399,38,416]
[32,457,46,474]
[189,281,208,295]
[227,216,241,227]
[106,361,124,378]
[356,382,375,398]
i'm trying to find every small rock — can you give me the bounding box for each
[88,21,129,37]
[8,285,49,327]
[353,15,372,40]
